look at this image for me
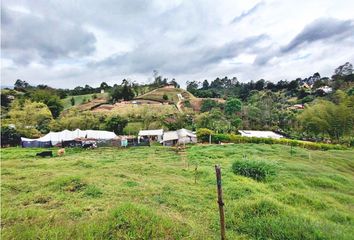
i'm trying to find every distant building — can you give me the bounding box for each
[100,89,105,94]
[161,128,197,146]
[238,130,283,139]
[138,129,164,142]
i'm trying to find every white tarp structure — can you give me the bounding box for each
[138,129,163,142]
[21,129,117,145]
[161,128,197,146]
[238,130,283,139]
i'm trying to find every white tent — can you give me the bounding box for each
[138,129,163,142]
[21,129,117,145]
[238,130,283,139]
[161,128,197,146]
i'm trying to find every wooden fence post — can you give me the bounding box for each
[215,165,226,240]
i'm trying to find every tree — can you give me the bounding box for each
[163,94,168,100]
[297,100,353,141]
[14,79,31,91]
[334,62,353,76]
[1,126,21,147]
[53,109,101,131]
[7,100,53,137]
[121,83,135,101]
[70,97,75,106]
[110,86,123,103]
[100,82,109,89]
[224,98,242,116]
[186,81,199,94]
[104,116,128,135]
[255,79,265,91]
[202,80,209,89]
[200,99,220,112]
[31,90,64,118]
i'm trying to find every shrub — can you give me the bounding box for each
[196,128,214,142]
[232,159,278,181]
[84,185,102,198]
[162,94,168,100]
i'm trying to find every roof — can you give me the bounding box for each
[177,128,196,138]
[238,130,283,139]
[138,129,163,136]
[162,128,196,142]
[162,131,179,141]
[21,129,117,144]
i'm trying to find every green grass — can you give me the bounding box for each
[1,144,354,239]
[136,87,194,104]
[62,93,108,109]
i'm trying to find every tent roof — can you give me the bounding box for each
[162,131,179,141]
[138,129,163,136]
[238,130,283,139]
[21,129,117,144]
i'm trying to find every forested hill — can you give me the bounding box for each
[1,62,353,146]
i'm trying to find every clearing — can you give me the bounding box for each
[1,144,353,239]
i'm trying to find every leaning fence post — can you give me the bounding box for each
[215,165,226,240]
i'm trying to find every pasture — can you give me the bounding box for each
[1,144,353,239]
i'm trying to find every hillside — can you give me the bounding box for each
[1,144,353,239]
[135,87,195,104]
[62,93,108,109]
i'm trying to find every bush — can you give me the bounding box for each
[1,126,21,147]
[232,159,278,181]
[162,94,168,100]
[196,128,214,142]
[199,131,347,150]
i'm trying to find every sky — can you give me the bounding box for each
[1,0,354,89]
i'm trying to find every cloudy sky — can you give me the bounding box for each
[1,0,354,88]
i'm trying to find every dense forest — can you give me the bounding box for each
[1,62,353,146]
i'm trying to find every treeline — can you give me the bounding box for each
[187,62,354,101]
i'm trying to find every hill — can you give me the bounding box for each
[1,144,353,239]
[62,93,108,109]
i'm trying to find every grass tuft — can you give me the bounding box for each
[232,159,278,181]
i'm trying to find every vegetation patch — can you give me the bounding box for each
[51,176,87,192]
[232,159,278,181]
[230,199,343,240]
[83,185,103,198]
[105,203,189,239]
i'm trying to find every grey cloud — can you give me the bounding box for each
[92,34,267,74]
[231,1,264,23]
[255,18,354,66]
[1,7,96,65]
[282,18,354,53]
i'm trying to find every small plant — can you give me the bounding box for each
[162,94,168,100]
[84,185,102,198]
[92,94,97,99]
[232,159,278,181]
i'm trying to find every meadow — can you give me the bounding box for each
[62,93,108,109]
[1,144,353,239]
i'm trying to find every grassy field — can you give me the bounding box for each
[62,93,108,109]
[92,103,178,117]
[136,88,195,104]
[1,144,354,239]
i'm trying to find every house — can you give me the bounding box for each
[138,129,163,142]
[161,128,197,146]
[238,130,283,139]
